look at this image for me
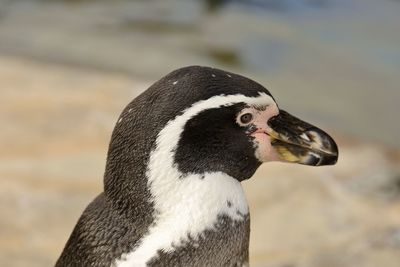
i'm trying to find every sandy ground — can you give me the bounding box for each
[1,55,400,267]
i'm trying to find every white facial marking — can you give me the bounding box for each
[172,80,178,85]
[114,93,275,267]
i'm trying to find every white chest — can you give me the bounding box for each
[114,172,248,267]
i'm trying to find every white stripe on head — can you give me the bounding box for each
[114,92,275,267]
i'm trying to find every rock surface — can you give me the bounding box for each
[0,56,399,267]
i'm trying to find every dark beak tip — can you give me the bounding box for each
[302,131,339,167]
[327,135,339,165]
[309,127,339,166]
[321,154,339,166]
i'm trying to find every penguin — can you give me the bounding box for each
[56,66,338,267]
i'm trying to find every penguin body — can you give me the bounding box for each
[56,66,338,267]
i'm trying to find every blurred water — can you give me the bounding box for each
[0,0,399,147]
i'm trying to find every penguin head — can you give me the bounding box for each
[105,66,338,196]
[171,76,338,182]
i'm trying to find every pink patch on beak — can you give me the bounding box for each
[239,104,280,162]
[251,131,281,162]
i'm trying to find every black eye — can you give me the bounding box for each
[240,113,253,124]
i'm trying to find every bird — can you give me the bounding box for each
[55,66,338,267]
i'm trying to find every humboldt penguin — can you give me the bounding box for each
[56,66,338,267]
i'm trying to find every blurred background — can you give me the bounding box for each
[0,0,399,266]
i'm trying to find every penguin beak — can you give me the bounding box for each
[266,110,338,166]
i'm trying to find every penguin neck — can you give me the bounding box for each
[147,165,250,223]
[145,135,250,233]
[114,154,249,266]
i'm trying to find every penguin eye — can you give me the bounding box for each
[240,113,253,124]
